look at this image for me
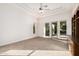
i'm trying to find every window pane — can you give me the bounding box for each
[45,23,50,36]
[60,21,66,35]
[51,22,57,36]
[33,24,35,34]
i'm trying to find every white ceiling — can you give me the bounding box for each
[16,3,79,18]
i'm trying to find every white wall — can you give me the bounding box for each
[37,12,72,38]
[0,4,37,46]
[0,3,73,46]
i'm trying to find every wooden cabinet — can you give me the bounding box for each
[69,39,74,55]
[71,9,79,56]
[69,39,79,56]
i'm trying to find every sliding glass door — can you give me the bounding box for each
[45,23,50,36]
[60,21,66,35]
[44,21,67,38]
[51,22,57,36]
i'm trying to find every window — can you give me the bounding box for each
[33,24,35,34]
[60,21,66,35]
[51,22,57,36]
[45,23,50,36]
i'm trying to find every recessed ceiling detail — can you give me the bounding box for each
[16,3,79,18]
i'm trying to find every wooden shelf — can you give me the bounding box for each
[70,8,79,56]
[75,17,79,20]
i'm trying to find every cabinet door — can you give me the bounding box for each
[72,18,75,41]
[76,18,79,43]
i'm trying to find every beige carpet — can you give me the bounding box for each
[0,37,69,56]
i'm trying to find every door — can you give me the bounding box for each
[45,23,50,37]
[60,21,66,35]
[51,22,57,37]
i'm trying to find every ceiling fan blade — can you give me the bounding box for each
[39,3,43,10]
[44,7,62,11]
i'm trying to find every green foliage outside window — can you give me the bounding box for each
[60,21,66,35]
[45,23,50,36]
[33,24,35,34]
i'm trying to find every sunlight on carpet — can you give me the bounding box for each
[0,50,33,56]
[30,50,71,56]
[0,50,71,56]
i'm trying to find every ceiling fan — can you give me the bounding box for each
[39,3,62,13]
[39,3,48,10]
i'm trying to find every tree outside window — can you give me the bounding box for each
[33,24,35,34]
[60,21,66,35]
